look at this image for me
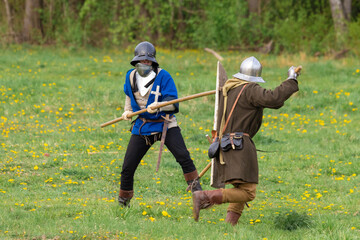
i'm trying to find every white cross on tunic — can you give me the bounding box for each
[150,85,162,103]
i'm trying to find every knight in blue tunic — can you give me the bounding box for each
[118,41,202,207]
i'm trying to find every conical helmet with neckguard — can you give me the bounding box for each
[130,41,158,67]
[233,56,265,83]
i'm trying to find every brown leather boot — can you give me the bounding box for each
[225,211,241,226]
[192,189,223,221]
[184,170,202,192]
[118,189,134,207]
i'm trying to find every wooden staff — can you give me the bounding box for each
[100,90,216,128]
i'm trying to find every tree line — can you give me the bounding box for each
[1,0,360,55]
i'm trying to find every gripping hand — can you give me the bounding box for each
[147,102,160,114]
[122,110,133,121]
[287,66,299,80]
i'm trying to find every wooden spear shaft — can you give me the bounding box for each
[101,66,302,128]
[100,90,216,128]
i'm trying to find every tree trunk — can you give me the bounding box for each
[176,2,186,45]
[133,0,154,41]
[343,0,352,20]
[22,0,44,42]
[247,0,261,15]
[328,0,347,46]
[3,0,19,42]
[49,0,54,31]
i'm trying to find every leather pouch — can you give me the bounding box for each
[220,132,244,152]
[208,137,220,158]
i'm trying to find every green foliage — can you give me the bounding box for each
[274,210,312,231]
[1,0,360,53]
[347,17,360,55]
[263,0,334,54]
[191,0,249,49]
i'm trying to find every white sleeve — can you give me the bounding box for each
[124,95,132,111]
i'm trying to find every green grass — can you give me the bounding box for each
[0,45,359,239]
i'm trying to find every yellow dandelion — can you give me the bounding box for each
[162,211,170,217]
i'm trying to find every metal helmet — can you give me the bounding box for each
[130,41,158,67]
[233,56,265,83]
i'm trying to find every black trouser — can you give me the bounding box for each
[120,126,196,191]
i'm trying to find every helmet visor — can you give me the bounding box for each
[135,63,153,77]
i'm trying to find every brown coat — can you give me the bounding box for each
[212,79,299,187]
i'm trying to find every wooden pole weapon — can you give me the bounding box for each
[100,90,216,128]
[101,67,302,129]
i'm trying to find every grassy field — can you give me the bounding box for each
[0,45,359,240]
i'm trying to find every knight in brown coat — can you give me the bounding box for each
[192,56,300,225]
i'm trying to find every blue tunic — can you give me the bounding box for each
[124,69,179,135]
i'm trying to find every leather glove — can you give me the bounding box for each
[287,66,299,80]
[147,102,160,114]
[122,110,133,121]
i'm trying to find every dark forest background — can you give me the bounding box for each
[1,0,360,55]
